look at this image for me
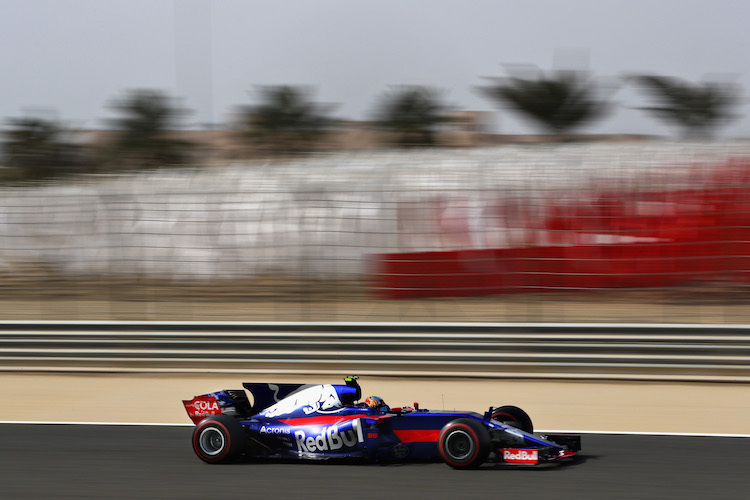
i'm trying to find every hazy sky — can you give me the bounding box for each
[2,0,749,136]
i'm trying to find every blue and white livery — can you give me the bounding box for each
[183,377,581,468]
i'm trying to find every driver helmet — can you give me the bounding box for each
[364,396,386,409]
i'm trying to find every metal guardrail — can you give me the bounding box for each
[1,321,749,382]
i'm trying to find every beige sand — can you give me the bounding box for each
[1,373,747,435]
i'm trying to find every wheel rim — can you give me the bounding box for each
[445,429,474,460]
[198,427,225,456]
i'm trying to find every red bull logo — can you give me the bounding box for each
[501,448,539,464]
[294,420,364,453]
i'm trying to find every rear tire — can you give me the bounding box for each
[438,418,490,469]
[491,405,533,434]
[192,415,246,463]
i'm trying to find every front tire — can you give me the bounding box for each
[491,405,533,434]
[438,418,490,469]
[192,415,246,463]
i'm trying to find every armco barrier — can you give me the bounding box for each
[1,321,749,382]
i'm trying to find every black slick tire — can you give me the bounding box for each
[192,414,246,463]
[491,405,533,434]
[438,418,490,469]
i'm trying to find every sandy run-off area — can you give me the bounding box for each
[1,373,748,435]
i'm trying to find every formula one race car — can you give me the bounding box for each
[182,377,580,468]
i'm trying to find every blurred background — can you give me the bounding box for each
[2,0,750,324]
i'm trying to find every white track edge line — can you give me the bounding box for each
[0,420,747,437]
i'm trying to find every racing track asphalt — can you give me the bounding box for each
[0,424,746,499]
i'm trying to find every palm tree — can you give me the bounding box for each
[108,89,192,167]
[632,75,741,138]
[240,86,335,156]
[373,86,450,147]
[2,117,84,181]
[478,67,612,135]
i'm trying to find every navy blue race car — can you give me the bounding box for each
[182,376,580,468]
